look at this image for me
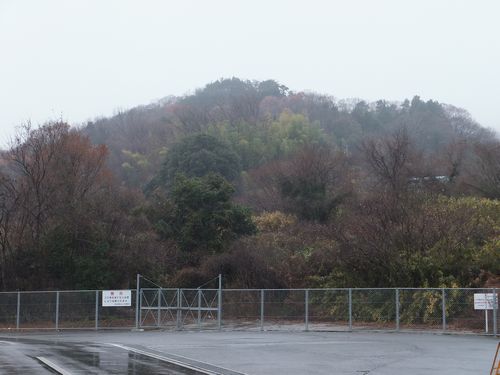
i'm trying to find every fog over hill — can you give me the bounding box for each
[81,78,496,189]
[2,1,500,145]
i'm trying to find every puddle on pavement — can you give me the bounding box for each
[0,339,202,374]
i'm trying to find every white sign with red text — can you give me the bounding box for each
[474,293,497,310]
[102,290,131,307]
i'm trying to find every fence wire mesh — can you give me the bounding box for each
[0,288,497,335]
[308,289,349,331]
[98,290,137,329]
[445,288,494,334]
[221,289,261,330]
[351,289,396,330]
[262,289,305,330]
[399,288,445,330]
[19,292,57,329]
[59,291,96,329]
[0,292,17,329]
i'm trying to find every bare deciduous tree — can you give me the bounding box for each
[466,141,500,198]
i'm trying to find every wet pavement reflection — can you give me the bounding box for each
[0,338,200,374]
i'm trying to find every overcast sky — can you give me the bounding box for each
[1,0,499,145]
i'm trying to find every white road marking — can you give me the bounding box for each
[142,346,250,375]
[0,340,16,345]
[108,343,247,375]
[36,356,73,375]
[109,343,217,374]
[141,340,373,349]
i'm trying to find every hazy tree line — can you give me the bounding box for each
[0,78,498,291]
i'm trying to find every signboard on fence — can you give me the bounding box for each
[473,293,497,310]
[102,290,132,307]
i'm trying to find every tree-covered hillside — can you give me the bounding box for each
[1,78,498,291]
[83,78,493,189]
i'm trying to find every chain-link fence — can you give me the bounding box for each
[0,290,138,330]
[0,288,497,336]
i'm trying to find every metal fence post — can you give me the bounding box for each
[260,289,265,331]
[55,291,60,330]
[139,287,143,328]
[135,274,140,329]
[157,288,161,328]
[217,274,222,330]
[395,288,400,331]
[16,292,20,330]
[305,289,309,332]
[348,288,352,331]
[493,288,497,337]
[95,290,99,330]
[197,289,201,330]
[442,288,446,332]
[176,288,181,330]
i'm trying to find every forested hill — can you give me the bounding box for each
[81,78,494,189]
[1,78,499,292]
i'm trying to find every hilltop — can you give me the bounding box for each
[82,78,494,189]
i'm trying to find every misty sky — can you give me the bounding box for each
[1,0,499,145]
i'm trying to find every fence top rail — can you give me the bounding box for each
[0,287,497,295]
[222,287,498,292]
[0,289,100,294]
[141,288,220,291]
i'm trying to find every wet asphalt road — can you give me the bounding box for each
[0,330,496,374]
[0,338,197,374]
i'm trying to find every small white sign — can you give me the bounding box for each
[102,290,132,307]
[474,293,498,310]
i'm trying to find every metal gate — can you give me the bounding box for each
[139,288,220,329]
